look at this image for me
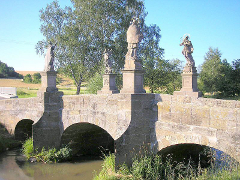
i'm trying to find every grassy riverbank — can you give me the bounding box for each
[94,153,240,180]
[22,138,72,163]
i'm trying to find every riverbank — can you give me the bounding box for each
[94,153,240,180]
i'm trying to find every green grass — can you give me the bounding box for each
[17,88,38,98]
[94,153,240,180]
[22,138,72,163]
[17,87,89,98]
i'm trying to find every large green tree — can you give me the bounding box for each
[0,61,22,78]
[36,0,149,94]
[199,48,240,97]
[144,58,181,94]
[199,47,224,93]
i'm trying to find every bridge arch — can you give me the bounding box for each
[157,143,213,168]
[14,119,34,141]
[60,122,114,156]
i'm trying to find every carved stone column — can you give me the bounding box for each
[120,20,146,94]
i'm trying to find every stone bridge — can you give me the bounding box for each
[0,22,239,167]
[0,91,239,166]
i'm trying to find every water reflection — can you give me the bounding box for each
[0,150,103,180]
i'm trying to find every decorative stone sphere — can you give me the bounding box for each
[127,21,143,44]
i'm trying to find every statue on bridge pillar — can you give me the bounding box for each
[120,18,146,94]
[44,42,55,72]
[39,42,58,93]
[180,35,195,71]
[98,49,119,94]
[34,42,63,151]
[174,34,202,97]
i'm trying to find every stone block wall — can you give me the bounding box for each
[0,97,43,134]
[61,94,132,140]
[157,94,240,162]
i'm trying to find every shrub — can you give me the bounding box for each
[32,73,41,84]
[23,74,32,83]
[22,138,34,159]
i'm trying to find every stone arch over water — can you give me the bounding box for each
[157,143,238,169]
[60,122,114,156]
[14,119,34,141]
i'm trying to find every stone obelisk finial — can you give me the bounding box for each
[120,18,145,94]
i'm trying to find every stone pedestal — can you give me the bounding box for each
[174,66,202,97]
[33,70,63,151]
[39,71,58,93]
[120,69,146,94]
[97,74,119,94]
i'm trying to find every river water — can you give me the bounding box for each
[0,150,103,180]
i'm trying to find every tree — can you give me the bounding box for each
[23,74,32,83]
[36,0,147,94]
[199,47,223,93]
[231,59,240,96]
[0,61,23,78]
[199,48,239,97]
[144,58,181,94]
[32,73,41,84]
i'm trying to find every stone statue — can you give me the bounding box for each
[180,35,195,67]
[104,49,113,74]
[124,18,143,69]
[44,42,55,72]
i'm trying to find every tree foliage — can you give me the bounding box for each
[199,47,240,97]
[144,58,182,94]
[0,61,23,78]
[199,47,223,93]
[23,73,41,84]
[36,0,167,94]
[36,0,149,94]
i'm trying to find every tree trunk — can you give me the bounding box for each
[76,80,82,95]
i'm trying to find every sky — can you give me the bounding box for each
[0,0,239,71]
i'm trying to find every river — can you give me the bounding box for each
[0,150,103,180]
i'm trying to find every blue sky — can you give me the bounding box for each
[0,0,239,71]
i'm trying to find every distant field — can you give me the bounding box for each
[0,78,41,88]
[0,72,81,98]
[16,71,40,76]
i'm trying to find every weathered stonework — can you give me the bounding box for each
[97,74,118,94]
[0,91,239,164]
[157,94,240,162]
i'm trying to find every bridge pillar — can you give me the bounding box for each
[115,94,158,167]
[33,71,63,150]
